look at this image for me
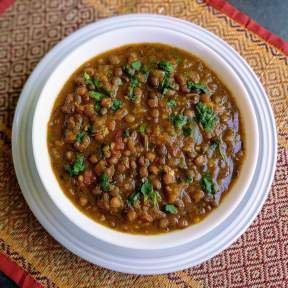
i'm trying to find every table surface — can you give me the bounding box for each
[1,0,287,287]
[229,0,288,40]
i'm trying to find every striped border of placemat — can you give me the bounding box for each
[0,0,14,15]
[0,1,287,287]
[206,0,288,55]
[0,251,42,288]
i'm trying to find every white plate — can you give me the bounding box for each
[12,14,277,274]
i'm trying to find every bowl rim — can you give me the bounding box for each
[31,24,259,250]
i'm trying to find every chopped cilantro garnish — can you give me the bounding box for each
[210,139,227,162]
[83,72,94,85]
[127,190,141,207]
[94,102,101,112]
[130,78,139,87]
[127,180,161,207]
[185,176,193,184]
[200,172,216,195]
[163,204,178,214]
[218,142,227,162]
[140,65,150,80]
[75,131,86,143]
[158,61,174,74]
[138,123,146,134]
[131,60,142,71]
[150,190,161,207]
[157,61,175,94]
[64,154,85,176]
[141,180,154,201]
[195,102,217,132]
[170,113,188,129]
[167,99,177,109]
[160,76,173,94]
[183,127,193,136]
[94,78,101,88]
[123,64,135,77]
[123,129,130,138]
[111,99,122,111]
[99,174,110,192]
[187,81,209,94]
[127,77,139,102]
[90,91,105,101]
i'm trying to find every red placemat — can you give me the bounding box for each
[207,0,288,55]
[0,0,14,15]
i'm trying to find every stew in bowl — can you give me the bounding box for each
[47,43,245,234]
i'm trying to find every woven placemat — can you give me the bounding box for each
[0,1,287,287]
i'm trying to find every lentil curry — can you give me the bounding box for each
[48,44,244,234]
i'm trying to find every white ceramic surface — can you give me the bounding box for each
[12,14,277,274]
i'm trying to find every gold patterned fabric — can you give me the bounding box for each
[0,1,287,287]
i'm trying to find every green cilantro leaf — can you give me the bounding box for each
[163,204,178,214]
[195,102,217,132]
[183,127,193,136]
[127,191,141,208]
[157,61,175,94]
[131,60,142,71]
[83,72,94,85]
[127,77,139,102]
[127,180,161,207]
[90,91,105,101]
[140,180,161,206]
[167,99,177,109]
[131,78,139,87]
[185,175,193,184]
[140,65,150,80]
[75,131,86,143]
[123,129,130,138]
[94,102,101,112]
[150,190,161,207]
[111,99,122,111]
[99,174,110,192]
[160,76,173,94]
[187,81,209,94]
[123,64,135,77]
[138,123,146,134]
[218,142,227,162]
[158,61,174,74]
[141,180,153,201]
[94,78,101,88]
[65,154,85,176]
[170,113,188,129]
[210,139,227,162]
[200,172,216,195]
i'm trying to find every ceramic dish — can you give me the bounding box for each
[32,24,258,250]
[12,14,277,274]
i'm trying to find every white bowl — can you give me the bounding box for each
[31,25,259,250]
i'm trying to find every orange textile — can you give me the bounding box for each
[0,1,287,287]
